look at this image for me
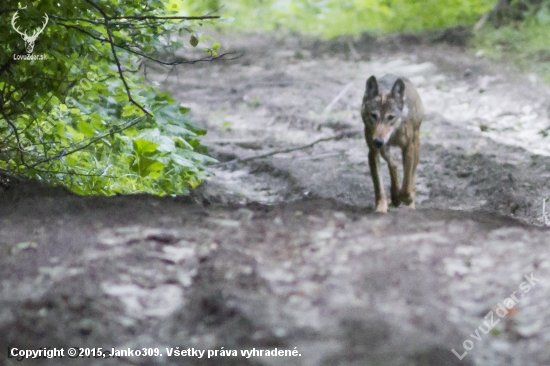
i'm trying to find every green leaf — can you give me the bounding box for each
[156,135,176,153]
[147,161,165,172]
[133,139,159,154]
[77,121,95,137]
[190,35,199,47]
[171,154,195,168]
[166,124,195,136]
[122,104,142,117]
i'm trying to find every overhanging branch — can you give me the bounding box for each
[50,14,219,25]
[85,0,151,116]
[58,23,241,66]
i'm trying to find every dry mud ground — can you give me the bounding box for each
[2,32,550,366]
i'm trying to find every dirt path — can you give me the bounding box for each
[1,32,550,366]
[164,32,550,225]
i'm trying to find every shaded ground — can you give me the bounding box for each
[2,31,550,366]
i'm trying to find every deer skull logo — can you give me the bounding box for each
[11,10,49,54]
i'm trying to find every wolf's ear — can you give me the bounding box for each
[391,78,405,109]
[366,76,379,100]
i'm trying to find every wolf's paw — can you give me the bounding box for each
[399,191,415,207]
[375,200,388,214]
[390,194,400,208]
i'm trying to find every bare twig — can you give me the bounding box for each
[214,129,362,166]
[85,0,150,116]
[295,152,342,161]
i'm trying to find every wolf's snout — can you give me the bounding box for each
[373,138,384,149]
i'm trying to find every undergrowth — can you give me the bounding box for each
[473,20,550,84]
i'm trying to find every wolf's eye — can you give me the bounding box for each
[387,115,395,122]
[370,113,378,121]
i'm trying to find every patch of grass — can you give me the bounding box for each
[184,0,495,38]
[473,20,550,83]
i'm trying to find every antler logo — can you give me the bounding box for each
[11,9,49,54]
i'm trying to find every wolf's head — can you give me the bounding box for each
[362,75,407,149]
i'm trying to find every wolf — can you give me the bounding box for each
[361,74,424,213]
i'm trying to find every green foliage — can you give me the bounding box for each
[184,0,496,37]
[0,0,219,195]
[475,18,550,83]
[29,88,215,195]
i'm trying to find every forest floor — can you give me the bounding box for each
[1,31,550,366]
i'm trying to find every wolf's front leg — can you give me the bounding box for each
[400,139,418,208]
[368,148,387,213]
[380,147,400,207]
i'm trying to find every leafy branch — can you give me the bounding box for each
[49,14,220,25]
[0,0,224,195]
[57,22,240,66]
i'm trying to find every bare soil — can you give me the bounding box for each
[1,31,550,366]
